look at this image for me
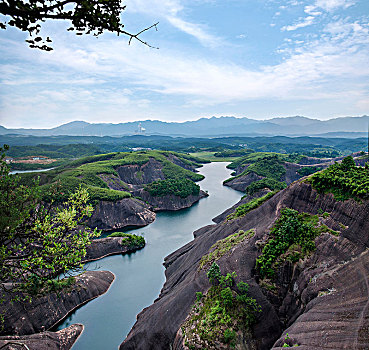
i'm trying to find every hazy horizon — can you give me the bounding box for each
[2,114,368,130]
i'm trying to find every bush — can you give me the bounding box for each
[256,208,323,278]
[182,265,261,349]
[108,233,145,249]
[309,156,369,200]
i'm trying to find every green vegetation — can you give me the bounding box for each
[10,159,69,171]
[199,230,255,269]
[256,208,337,279]
[214,149,254,158]
[108,232,145,249]
[309,156,369,201]
[161,159,204,182]
[182,264,261,349]
[297,166,323,177]
[23,276,76,296]
[1,134,365,156]
[246,178,286,195]
[224,155,288,197]
[145,178,200,198]
[227,191,278,220]
[189,151,241,162]
[6,144,101,159]
[1,145,101,301]
[18,150,206,202]
[226,152,302,170]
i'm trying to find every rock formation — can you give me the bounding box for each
[0,324,83,350]
[1,271,114,336]
[119,180,369,350]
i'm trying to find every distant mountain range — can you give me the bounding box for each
[1,116,368,138]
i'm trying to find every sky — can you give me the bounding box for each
[0,0,368,128]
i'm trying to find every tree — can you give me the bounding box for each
[0,145,100,299]
[0,0,158,51]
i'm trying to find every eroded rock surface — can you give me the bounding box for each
[120,181,369,350]
[87,198,155,231]
[1,271,114,336]
[0,324,83,350]
[134,189,208,211]
[84,237,144,262]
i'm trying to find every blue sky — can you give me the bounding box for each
[0,0,368,128]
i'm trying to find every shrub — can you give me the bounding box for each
[256,208,324,279]
[182,265,261,349]
[309,156,369,201]
[108,233,145,249]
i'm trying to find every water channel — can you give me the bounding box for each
[57,162,242,349]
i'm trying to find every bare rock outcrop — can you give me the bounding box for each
[1,271,114,336]
[0,324,83,350]
[87,197,155,231]
[116,158,165,186]
[224,172,264,192]
[84,237,145,262]
[134,189,208,211]
[119,181,369,350]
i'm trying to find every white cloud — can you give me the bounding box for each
[125,0,222,47]
[282,16,315,31]
[314,0,356,11]
[3,17,368,109]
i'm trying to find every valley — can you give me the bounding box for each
[0,144,368,350]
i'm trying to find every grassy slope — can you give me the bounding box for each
[19,151,207,203]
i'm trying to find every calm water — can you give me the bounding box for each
[57,162,242,349]
[10,168,55,174]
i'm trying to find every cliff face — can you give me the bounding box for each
[89,155,205,231]
[87,198,156,231]
[224,172,264,192]
[84,237,145,262]
[116,158,165,186]
[1,271,114,336]
[119,181,369,350]
[134,189,208,211]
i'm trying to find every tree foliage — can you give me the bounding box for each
[256,208,322,279]
[0,145,100,299]
[309,156,369,200]
[0,0,158,50]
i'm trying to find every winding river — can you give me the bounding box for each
[57,162,242,349]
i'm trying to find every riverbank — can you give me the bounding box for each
[56,162,243,350]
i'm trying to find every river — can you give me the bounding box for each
[57,162,242,349]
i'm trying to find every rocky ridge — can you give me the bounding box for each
[0,324,83,350]
[120,180,369,350]
[1,271,115,337]
[89,154,206,230]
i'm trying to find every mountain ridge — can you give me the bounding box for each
[1,115,368,137]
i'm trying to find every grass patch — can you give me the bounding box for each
[227,191,278,220]
[199,230,255,270]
